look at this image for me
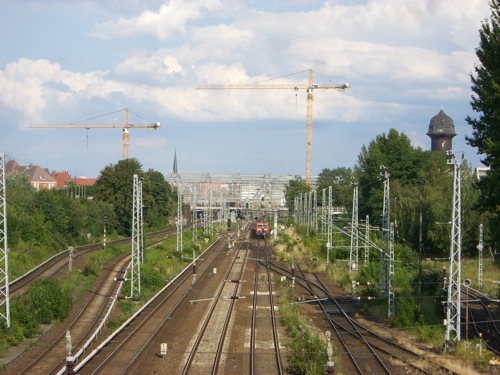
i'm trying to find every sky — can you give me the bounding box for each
[0,0,492,179]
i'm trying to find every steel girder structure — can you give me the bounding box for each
[0,153,10,327]
[445,152,462,350]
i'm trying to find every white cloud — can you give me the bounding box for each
[116,53,183,79]
[91,0,225,40]
[0,0,492,175]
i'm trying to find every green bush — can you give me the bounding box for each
[140,264,165,289]
[26,279,72,324]
[9,295,40,338]
[83,254,103,276]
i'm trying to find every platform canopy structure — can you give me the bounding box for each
[168,173,311,215]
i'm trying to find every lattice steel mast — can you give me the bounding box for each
[388,222,395,317]
[364,215,370,266]
[177,186,183,254]
[379,166,390,295]
[130,174,142,299]
[349,181,359,271]
[445,151,462,350]
[192,187,198,247]
[326,186,333,265]
[0,153,10,328]
[478,224,483,289]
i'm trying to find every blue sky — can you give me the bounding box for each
[0,0,491,178]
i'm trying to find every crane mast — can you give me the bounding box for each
[198,69,349,186]
[29,108,160,159]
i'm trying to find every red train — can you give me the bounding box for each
[251,220,269,238]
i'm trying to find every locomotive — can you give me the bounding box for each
[251,220,269,238]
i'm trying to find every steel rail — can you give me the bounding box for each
[73,237,224,373]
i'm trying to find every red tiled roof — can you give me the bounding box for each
[74,177,97,186]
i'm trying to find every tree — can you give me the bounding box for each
[93,159,144,234]
[284,180,311,213]
[316,167,353,208]
[355,129,425,225]
[466,0,500,249]
[143,170,175,228]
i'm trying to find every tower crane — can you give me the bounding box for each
[29,108,160,159]
[197,69,349,186]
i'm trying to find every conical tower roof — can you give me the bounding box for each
[427,109,456,136]
[172,149,178,174]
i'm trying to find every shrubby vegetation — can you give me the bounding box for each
[0,279,72,354]
[278,285,331,375]
[285,128,493,258]
[1,158,179,356]
[6,158,177,279]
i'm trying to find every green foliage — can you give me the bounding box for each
[143,170,176,229]
[25,279,72,324]
[355,129,426,227]
[93,159,144,235]
[316,167,353,208]
[93,159,176,235]
[140,263,165,289]
[5,172,120,278]
[0,278,73,353]
[465,0,500,249]
[353,129,488,256]
[82,255,102,276]
[284,180,311,213]
[278,288,330,375]
[466,0,500,202]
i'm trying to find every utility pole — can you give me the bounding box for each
[379,166,390,296]
[313,190,318,233]
[68,246,74,273]
[477,224,484,289]
[417,179,425,312]
[388,222,395,317]
[364,215,370,266]
[177,186,183,255]
[0,152,10,328]
[192,187,198,248]
[130,174,142,299]
[326,186,333,266]
[103,215,108,248]
[304,192,309,233]
[321,188,327,240]
[445,151,462,351]
[350,181,359,271]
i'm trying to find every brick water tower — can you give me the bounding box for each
[427,109,456,152]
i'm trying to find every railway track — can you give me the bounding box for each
[15,252,132,374]
[248,239,283,375]
[69,230,236,374]
[179,236,250,374]
[1,228,178,372]
[265,259,460,374]
[9,229,175,296]
[68,225,286,374]
[463,287,500,356]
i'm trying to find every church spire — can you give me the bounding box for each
[172,149,178,174]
